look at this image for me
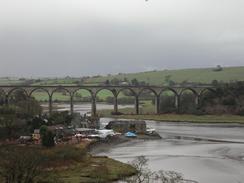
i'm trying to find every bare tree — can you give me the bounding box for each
[0,146,44,183]
[156,170,184,183]
[0,106,18,139]
[125,156,198,183]
[126,156,155,183]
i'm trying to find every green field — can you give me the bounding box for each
[2,66,244,102]
[86,66,244,85]
[109,114,244,123]
[2,66,244,87]
[0,78,24,85]
[32,89,125,102]
[98,107,244,123]
[0,144,136,183]
[32,79,79,86]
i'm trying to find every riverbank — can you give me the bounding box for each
[99,112,244,124]
[88,134,161,155]
[0,143,137,183]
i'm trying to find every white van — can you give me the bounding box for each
[96,129,115,139]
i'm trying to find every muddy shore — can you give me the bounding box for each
[88,133,161,154]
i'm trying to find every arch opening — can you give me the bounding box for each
[199,88,219,114]
[50,88,71,113]
[29,88,50,114]
[7,88,42,116]
[159,89,178,114]
[116,88,136,114]
[95,88,115,116]
[117,88,136,97]
[72,88,93,116]
[138,88,157,115]
[0,89,5,106]
[179,88,198,114]
[7,88,28,99]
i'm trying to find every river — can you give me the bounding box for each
[57,103,244,183]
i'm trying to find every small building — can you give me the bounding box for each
[75,128,96,136]
[96,129,115,139]
[32,129,41,141]
[121,81,129,85]
[47,124,65,131]
[105,120,146,134]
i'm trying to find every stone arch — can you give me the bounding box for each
[137,87,158,114]
[159,88,179,113]
[49,87,72,113]
[138,87,157,97]
[179,88,199,112]
[6,87,32,114]
[95,88,117,98]
[0,88,5,95]
[159,87,178,97]
[29,87,50,97]
[199,88,217,108]
[199,88,216,98]
[73,88,93,98]
[72,88,95,116]
[116,88,137,114]
[28,87,51,114]
[0,89,6,105]
[95,88,118,115]
[7,87,29,98]
[117,88,136,97]
[51,87,71,97]
[179,88,198,97]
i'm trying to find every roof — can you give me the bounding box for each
[125,132,137,137]
[108,120,146,125]
[75,128,95,132]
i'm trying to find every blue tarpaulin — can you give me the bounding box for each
[125,132,137,137]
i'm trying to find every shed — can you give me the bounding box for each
[106,120,146,134]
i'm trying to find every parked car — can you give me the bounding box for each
[18,136,33,144]
[96,129,115,139]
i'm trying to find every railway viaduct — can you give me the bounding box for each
[0,85,216,116]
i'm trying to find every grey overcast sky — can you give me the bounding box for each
[0,0,244,77]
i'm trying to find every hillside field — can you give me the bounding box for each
[86,66,244,85]
[1,66,244,102]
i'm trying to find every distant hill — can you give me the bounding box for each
[85,66,244,85]
[1,66,244,86]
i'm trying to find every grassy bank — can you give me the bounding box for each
[0,143,136,183]
[57,155,136,183]
[86,66,244,85]
[98,108,244,123]
[31,90,126,102]
[3,66,244,87]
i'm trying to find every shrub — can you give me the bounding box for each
[42,130,55,147]
[0,146,44,183]
[40,125,55,147]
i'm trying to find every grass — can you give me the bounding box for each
[3,66,244,101]
[32,78,80,86]
[0,78,24,85]
[0,144,136,183]
[98,103,244,124]
[59,156,136,183]
[97,100,155,116]
[31,90,126,102]
[43,144,136,183]
[108,114,244,123]
[3,66,244,87]
[99,109,244,123]
[86,66,244,85]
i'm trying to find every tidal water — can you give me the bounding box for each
[56,104,244,183]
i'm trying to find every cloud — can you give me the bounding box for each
[0,0,244,77]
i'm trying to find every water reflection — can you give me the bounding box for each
[52,104,244,183]
[99,119,244,183]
